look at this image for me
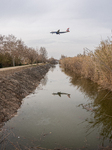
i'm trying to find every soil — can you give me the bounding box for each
[0,64,52,128]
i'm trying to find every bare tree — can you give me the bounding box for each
[26,47,38,64]
[16,39,25,57]
[3,35,18,66]
[0,34,48,67]
[60,55,66,59]
[0,35,5,53]
[48,57,58,64]
[39,47,48,63]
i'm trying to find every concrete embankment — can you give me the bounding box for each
[0,64,52,128]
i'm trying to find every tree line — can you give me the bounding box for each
[0,34,57,68]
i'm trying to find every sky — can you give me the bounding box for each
[0,0,112,59]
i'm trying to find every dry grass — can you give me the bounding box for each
[60,39,112,91]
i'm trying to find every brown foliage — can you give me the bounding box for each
[60,39,112,91]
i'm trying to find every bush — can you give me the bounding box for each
[0,53,12,67]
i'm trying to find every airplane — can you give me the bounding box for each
[50,28,70,34]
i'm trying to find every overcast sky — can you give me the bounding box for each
[0,0,112,59]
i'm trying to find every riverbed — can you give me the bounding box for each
[1,64,112,150]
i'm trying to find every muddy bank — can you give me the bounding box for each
[0,64,52,128]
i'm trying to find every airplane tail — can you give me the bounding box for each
[66,28,70,32]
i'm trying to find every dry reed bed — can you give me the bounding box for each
[60,39,112,91]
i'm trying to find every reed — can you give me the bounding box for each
[60,39,112,91]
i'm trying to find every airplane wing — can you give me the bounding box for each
[50,29,60,34]
[57,29,60,34]
[58,32,66,34]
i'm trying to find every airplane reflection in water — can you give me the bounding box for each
[52,92,70,98]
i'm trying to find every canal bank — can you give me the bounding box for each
[1,64,112,150]
[0,64,52,128]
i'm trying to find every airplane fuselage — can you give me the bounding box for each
[50,28,70,35]
[51,31,67,34]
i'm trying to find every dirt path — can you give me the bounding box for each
[0,64,33,71]
[0,64,44,78]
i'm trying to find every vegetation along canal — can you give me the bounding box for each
[1,64,112,150]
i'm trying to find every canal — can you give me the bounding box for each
[1,64,112,150]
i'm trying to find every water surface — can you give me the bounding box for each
[1,65,112,150]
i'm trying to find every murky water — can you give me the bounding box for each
[1,64,112,150]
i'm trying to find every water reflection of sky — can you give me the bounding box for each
[1,65,112,149]
[64,67,112,147]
